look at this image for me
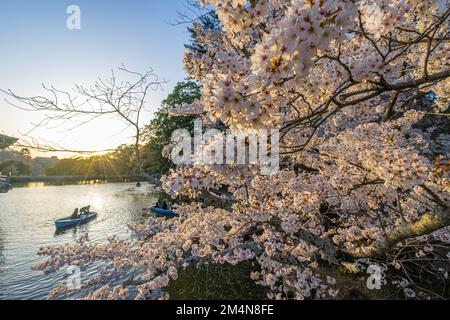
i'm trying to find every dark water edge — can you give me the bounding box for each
[167,261,268,300]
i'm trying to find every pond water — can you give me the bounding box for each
[0,182,158,299]
[0,182,265,300]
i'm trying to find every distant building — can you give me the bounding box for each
[0,134,18,150]
[0,142,59,176]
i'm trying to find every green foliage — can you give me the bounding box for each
[20,148,31,159]
[44,145,139,177]
[162,80,201,106]
[185,11,221,54]
[141,81,200,174]
[0,160,31,176]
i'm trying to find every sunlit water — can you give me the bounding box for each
[0,182,158,300]
[0,182,266,300]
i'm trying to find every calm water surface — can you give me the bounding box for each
[0,182,158,300]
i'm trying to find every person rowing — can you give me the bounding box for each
[71,208,79,219]
[79,206,91,216]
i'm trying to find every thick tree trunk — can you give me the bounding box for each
[200,189,234,210]
[135,132,143,176]
[349,202,450,258]
[294,229,339,265]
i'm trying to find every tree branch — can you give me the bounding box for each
[348,202,450,258]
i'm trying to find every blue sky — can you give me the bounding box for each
[0,0,193,155]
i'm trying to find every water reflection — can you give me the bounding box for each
[13,179,143,189]
[0,182,158,300]
[0,225,5,266]
[54,223,93,237]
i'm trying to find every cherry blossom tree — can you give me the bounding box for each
[34,0,449,300]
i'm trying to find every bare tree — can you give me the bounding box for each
[1,65,166,179]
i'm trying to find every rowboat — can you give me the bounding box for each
[150,207,177,218]
[0,175,11,193]
[54,212,97,229]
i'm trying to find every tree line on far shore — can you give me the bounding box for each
[0,80,198,177]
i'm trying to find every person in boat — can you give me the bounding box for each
[80,206,91,215]
[71,208,79,219]
[162,201,168,210]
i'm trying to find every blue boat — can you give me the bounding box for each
[150,207,178,218]
[55,212,97,229]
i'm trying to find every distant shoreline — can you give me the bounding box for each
[10,175,147,187]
